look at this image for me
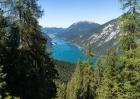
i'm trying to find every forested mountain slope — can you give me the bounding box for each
[57,19,119,56]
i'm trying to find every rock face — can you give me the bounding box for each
[57,19,120,56]
[85,19,120,56]
[42,19,120,56]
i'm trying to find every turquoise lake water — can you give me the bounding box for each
[52,38,86,63]
[51,38,97,64]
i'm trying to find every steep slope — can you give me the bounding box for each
[57,21,100,41]
[43,19,120,56]
[83,19,119,56]
[58,19,120,56]
[54,60,75,82]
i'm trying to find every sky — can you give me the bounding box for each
[38,0,123,28]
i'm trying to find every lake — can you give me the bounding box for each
[51,38,86,63]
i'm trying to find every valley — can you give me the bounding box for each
[51,38,86,63]
[1,0,140,99]
[43,19,120,59]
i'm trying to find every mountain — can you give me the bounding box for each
[56,19,120,56]
[85,19,119,56]
[42,27,65,39]
[57,21,100,41]
[42,27,65,34]
[42,19,120,57]
[42,27,65,48]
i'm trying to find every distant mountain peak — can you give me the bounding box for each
[69,21,100,29]
[56,18,120,56]
[42,27,65,34]
[42,19,120,56]
[57,21,101,41]
[71,21,100,25]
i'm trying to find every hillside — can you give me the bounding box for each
[57,19,120,56]
[43,19,120,56]
[83,19,119,56]
[57,21,100,41]
[54,60,75,82]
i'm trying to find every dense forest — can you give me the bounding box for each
[0,0,140,99]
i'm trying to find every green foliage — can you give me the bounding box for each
[4,96,20,99]
[117,0,140,98]
[0,66,17,99]
[1,0,140,99]
[54,60,75,83]
[117,46,140,99]
[118,0,140,51]
[53,60,75,99]
[58,1,140,99]
[94,60,104,89]
[66,44,95,99]
[55,80,66,99]
[119,13,138,50]
[84,43,94,64]
[66,61,95,99]
[0,65,6,99]
[95,50,119,99]
[0,0,58,99]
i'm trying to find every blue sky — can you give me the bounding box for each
[38,0,123,28]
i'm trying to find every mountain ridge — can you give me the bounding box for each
[42,19,120,56]
[57,21,100,40]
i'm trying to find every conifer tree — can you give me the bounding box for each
[0,0,58,99]
[95,50,118,99]
[0,7,9,99]
[94,60,103,98]
[55,80,66,99]
[119,0,140,51]
[117,46,140,98]
[117,0,140,98]
[66,44,95,99]
[0,65,6,99]
[66,61,95,99]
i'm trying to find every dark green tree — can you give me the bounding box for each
[0,65,6,99]
[0,8,8,99]
[117,46,140,98]
[95,50,118,99]
[94,60,104,98]
[117,0,140,98]
[66,61,95,99]
[119,0,140,51]
[0,0,58,99]
[55,80,66,99]
[66,44,95,99]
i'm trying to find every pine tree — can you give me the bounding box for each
[66,44,95,99]
[0,65,6,99]
[119,0,140,51]
[55,80,66,99]
[95,50,118,99]
[117,0,140,98]
[66,61,95,99]
[117,46,140,98]
[0,0,58,99]
[0,7,7,99]
[94,60,104,98]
